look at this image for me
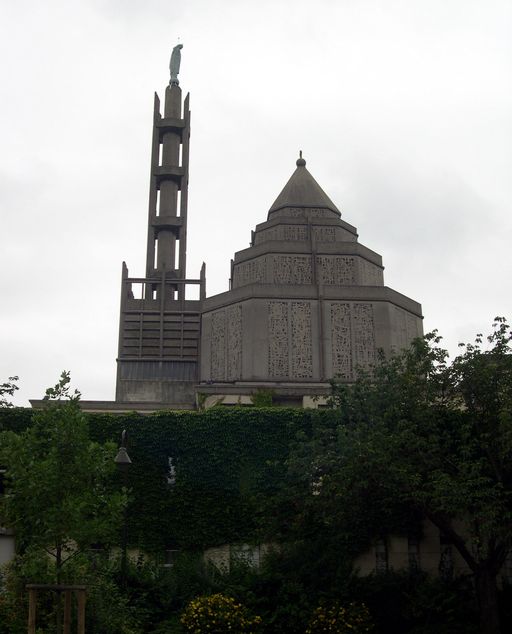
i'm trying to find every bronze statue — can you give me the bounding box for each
[169,44,183,85]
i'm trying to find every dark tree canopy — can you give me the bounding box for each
[284,319,512,634]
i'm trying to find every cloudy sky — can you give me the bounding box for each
[1,0,511,406]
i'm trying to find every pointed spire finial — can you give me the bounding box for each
[296,150,306,167]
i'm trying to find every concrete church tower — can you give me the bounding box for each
[115,52,205,408]
[199,154,423,406]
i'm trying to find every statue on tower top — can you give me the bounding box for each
[169,43,183,86]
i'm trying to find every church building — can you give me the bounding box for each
[23,53,488,589]
[102,58,422,411]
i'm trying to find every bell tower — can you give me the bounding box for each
[115,48,205,408]
[145,79,189,292]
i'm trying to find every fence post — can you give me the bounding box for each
[27,588,37,634]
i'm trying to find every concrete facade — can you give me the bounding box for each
[198,156,423,405]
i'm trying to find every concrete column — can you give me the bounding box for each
[156,233,176,271]
[156,84,182,272]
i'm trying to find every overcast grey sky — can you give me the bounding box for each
[1,0,511,406]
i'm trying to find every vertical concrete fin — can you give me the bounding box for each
[200,262,206,300]
[145,92,161,277]
[177,91,191,298]
[153,92,161,121]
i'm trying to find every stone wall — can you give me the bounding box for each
[202,298,412,384]
[232,255,383,289]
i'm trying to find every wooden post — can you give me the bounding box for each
[27,584,86,634]
[63,590,72,634]
[76,589,86,634]
[27,588,37,634]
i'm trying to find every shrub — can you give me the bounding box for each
[180,592,262,633]
[306,601,374,634]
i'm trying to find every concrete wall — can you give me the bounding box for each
[116,378,197,408]
[201,294,423,385]
[354,520,472,577]
[0,532,15,566]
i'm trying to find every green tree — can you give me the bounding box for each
[286,320,512,634]
[0,375,19,407]
[0,371,125,581]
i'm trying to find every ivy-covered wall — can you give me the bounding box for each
[0,407,337,555]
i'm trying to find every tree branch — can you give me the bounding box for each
[60,548,84,566]
[425,510,478,572]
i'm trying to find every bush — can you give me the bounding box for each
[86,573,141,634]
[306,601,374,634]
[180,593,262,633]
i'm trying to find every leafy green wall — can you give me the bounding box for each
[0,407,337,554]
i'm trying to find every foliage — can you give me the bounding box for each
[0,372,125,581]
[0,404,338,554]
[0,335,510,633]
[0,562,27,634]
[306,601,374,633]
[85,562,142,634]
[250,549,321,633]
[291,319,512,634]
[0,404,33,433]
[87,406,317,552]
[251,389,275,407]
[0,375,19,408]
[342,571,479,634]
[196,392,208,410]
[400,574,478,634]
[180,592,262,633]
[0,553,146,634]
[0,551,65,634]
